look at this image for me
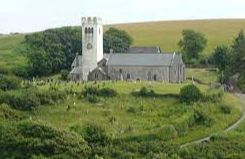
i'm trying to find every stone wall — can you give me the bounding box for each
[107,66,170,81]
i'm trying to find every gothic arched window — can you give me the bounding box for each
[147,72,152,80]
[127,73,131,80]
[119,69,123,74]
[91,28,94,34]
[153,74,157,81]
[85,27,88,34]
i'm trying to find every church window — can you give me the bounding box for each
[95,73,98,80]
[127,73,131,80]
[153,74,157,81]
[147,72,152,80]
[91,28,94,34]
[85,27,88,34]
[119,69,123,74]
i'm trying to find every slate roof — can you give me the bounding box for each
[106,53,179,66]
[70,66,83,74]
[128,46,161,53]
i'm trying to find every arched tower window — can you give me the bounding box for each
[153,74,157,81]
[147,72,152,80]
[91,28,94,34]
[127,73,131,80]
[85,27,88,34]
[119,69,123,74]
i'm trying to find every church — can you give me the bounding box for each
[69,17,185,83]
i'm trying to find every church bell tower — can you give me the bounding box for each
[81,17,103,81]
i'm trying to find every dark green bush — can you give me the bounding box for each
[0,91,40,111]
[82,86,117,103]
[60,69,69,81]
[220,104,232,114]
[83,86,99,97]
[133,87,156,97]
[156,125,178,141]
[0,89,66,111]
[180,84,202,104]
[127,106,138,113]
[0,121,91,159]
[0,75,21,91]
[36,90,66,105]
[98,87,118,97]
[87,94,99,103]
[193,110,214,126]
[82,123,111,146]
[0,104,26,120]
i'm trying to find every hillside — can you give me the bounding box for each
[1,19,245,73]
[107,19,245,57]
[0,34,26,74]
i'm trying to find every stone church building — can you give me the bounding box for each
[69,17,185,83]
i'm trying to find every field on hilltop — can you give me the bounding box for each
[107,19,245,57]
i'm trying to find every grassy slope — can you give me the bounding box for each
[30,78,242,144]
[1,19,245,72]
[0,34,26,73]
[107,19,245,57]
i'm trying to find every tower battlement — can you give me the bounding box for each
[82,17,102,25]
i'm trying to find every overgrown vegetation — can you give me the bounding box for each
[180,84,202,103]
[0,75,20,91]
[0,121,91,159]
[0,88,66,111]
[82,86,117,103]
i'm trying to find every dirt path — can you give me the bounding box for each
[180,93,245,148]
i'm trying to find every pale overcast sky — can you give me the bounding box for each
[1,0,245,33]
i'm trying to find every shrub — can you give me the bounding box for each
[0,91,40,111]
[82,123,110,146]
[98,88,117,97]
[220,104,232,114]
[180,84,202,104]
[0,75,21,91]
[60,69,69,81]
[0,104,26,120]
[36,90,66,105]
[0,89,66,111]
[127,106,138,113]
[156,125,178,141]
[0,121,91,158]
[193,110,214,126]
[83,86,99,97]
[87,94,99,103]
[133,87,156,97]
[174,113,195,136]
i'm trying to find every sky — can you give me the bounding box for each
[1,0,245,34]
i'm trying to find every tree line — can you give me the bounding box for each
[24,27,133,77]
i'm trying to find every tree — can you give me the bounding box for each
[231,30,245,73]
[212,45,230,72]
[229,30,245,92]
[180,84,202,104]
[178,29,207,61]
[24,27,82,76]
[103,28,133,53]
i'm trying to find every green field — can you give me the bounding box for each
[0,34,26,73]
[108,19,245,57]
